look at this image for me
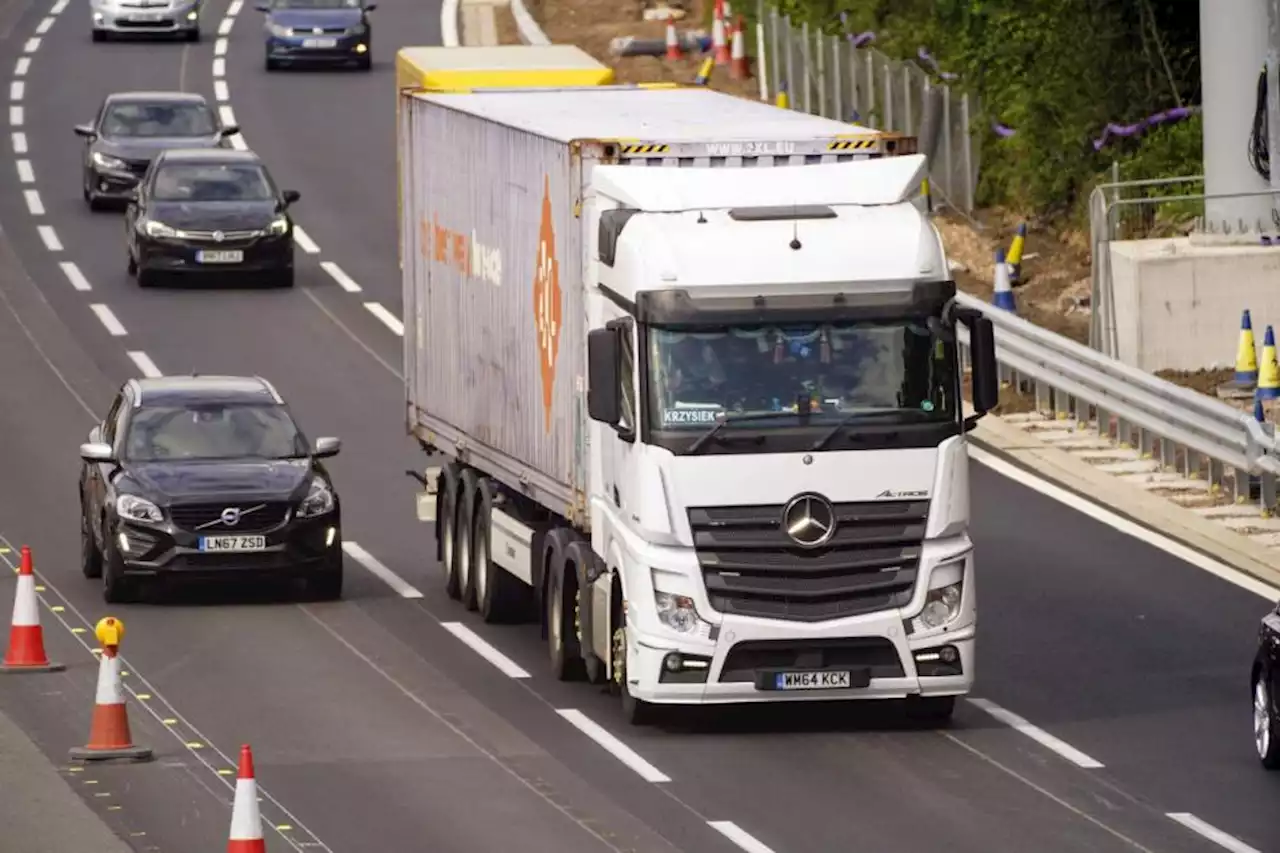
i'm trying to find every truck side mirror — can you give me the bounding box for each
[587,327,621,426]
[968,316,999,414]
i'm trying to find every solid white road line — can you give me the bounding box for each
[34,15,54,33]
[1166,813,1261,853]
[14,57,30,76]
[708,822,778,853]
[9,81,23,101]
[341,541,423,599]
[227,0,243,13]
[218,105,236,127]
[23,37,40,53]
[293,226,320,254]
[212,57,226,77]
[58,261,91,291]
[969,445,1280,601]
[50,0,69,13]
[23,189,43,215]
[214,37,228,56]
[213,79,229,102]
[555,709,672,783]
[364,302,404,335]
[320,261,361,292]
[967,697,1104,769]
[8,105,22,126]
[16,159,33,183]
[127,351,163,378]
[217,16,233,34]
[440,622,531,679]
[89,304,127,337]
[36,225,61,251]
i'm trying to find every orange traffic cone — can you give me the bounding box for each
[730,16,747,79]
[0,546,63,673]
[69,617,152,762]
[712,0,729,64]
[664,21,682,60]
[228,744,267,853]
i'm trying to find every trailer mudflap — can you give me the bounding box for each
[412,466,442,522]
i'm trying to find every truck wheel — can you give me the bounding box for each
[474,481,529,624]
[456,469,480,611]
[546,557,583,681]
[613,614,656,726]
[906,695,956,726]
[438,464,462,600]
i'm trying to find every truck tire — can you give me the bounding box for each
[456,469,480,611]
[565,540,606,684]
[543,532,584,681]
[437,463,462,600]
[613,601,657,726]
[906,695,956,726]
[473,480,529,624]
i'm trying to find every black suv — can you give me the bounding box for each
[78,375,343,602]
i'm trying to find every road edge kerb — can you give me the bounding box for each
[971,414,1280,592]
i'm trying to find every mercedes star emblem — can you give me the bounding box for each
[220,507,242,527]
[781,493,836,548]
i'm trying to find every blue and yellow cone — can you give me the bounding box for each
[992,248,1015,311]
[1237,309,1260,387]
[1007,223,1026,285]
[1258,325,1280,400]
[694,56,715,86]
[775,81,788,109]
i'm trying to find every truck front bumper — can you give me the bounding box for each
[625,609,974,705]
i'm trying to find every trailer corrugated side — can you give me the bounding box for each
[400,86,917,523]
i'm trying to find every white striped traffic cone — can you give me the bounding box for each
[228,744,267,853]
[0,546,63,673]
[730,16,747,79]
[664,21,682,60]
[992,248,1015,311]
[712,0,729,64]
[69,617,152,762]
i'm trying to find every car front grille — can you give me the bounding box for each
[689,499,929,622]
[169,502,292,533]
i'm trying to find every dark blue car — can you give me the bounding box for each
[256,0,375,71]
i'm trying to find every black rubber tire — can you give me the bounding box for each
[438,465,461,600]
[274,267,295,288]
[185,27,200,42]
[616,608,656,726]
[1254,671,1280,769]
[307,553,343,601]
[91,29,106,42]
[102,541,137,604]
[546,552,583,681]
[126,253,137,277]
[265,56,281,71]
[356,56,372,70]
[906,695,957,726]
[474,482,530,624]
[456,469,479,611]
[80,507,103,579]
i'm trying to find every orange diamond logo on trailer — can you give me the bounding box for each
[533,175,561,434]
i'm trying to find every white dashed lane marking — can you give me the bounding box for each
[218,104,236,127]
[214,37,228,56]
[8,81,23,100]
[320,261,360,292]
[59,262,91,291]
[339,542,422,599]
[36,225,61,251]
[967,698,1105,769]
[16,158,33,182]
[213,79,229,102]
[440,623,530,679]
[34,16,54,33]
[23,189,43,215]
[8,105,23,126]
[293,226,320,254]
[364,303,404,336]
[1166,813,1262,853]
[217,16,233,35]
[212,57,226,77]
[89,304,127,336]
[708,822,778,853]
[23,37,40,53]
[127,351,163,378]
[13,57,30,76]
[12,131,27,153]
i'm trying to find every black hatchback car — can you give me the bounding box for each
[125,148,300,287]
[75,91,238,211]
[1253,606,1280,767]
[78,375,344,603]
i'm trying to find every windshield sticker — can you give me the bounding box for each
[663,405,722,425]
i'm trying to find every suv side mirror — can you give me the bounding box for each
[73,124,96,138]
[220,125,240,138]
[312,437,341,458]
[587,327,621,426]
[253,2,270,9]
[967,316,999,416]
[281,189,301,206]
[80,442,116,464]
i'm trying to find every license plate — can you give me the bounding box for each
[774,671,851,690]
[197,250,243,264]
[199,535,267,552]
[301,37,337,48]
[130,12,163,20]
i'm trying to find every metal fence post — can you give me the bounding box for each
[832,35,843,121]
[902,65,913,134]
[960,92,974,211]
[783,15,795,111]
[801,21,812,113]
[768,7,780,102]
[881,56,893,130]
[816,27,827,116]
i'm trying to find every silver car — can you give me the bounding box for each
[91,0,202,41]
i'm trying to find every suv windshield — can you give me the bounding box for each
[647,319,957,430]
[102,102,217,137]
[152,163,275,202]
[124,403,309,462]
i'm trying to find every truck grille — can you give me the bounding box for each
[719,637,905,682]
[169,502,291,533]
[688,499,928,622]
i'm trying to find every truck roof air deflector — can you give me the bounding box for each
[598,207,640,268]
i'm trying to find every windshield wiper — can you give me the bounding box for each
[810,408,934,451]
[686,411,800,455]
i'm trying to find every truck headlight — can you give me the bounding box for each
[116,494,162,524]
[654,591,700,634]
[916,582,962,630]
[297,479,334,518]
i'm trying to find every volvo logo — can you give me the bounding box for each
[212,231,225,243]
[781,493,836,548]
[220,507,242,526]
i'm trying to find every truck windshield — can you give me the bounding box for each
[647,319,956,432]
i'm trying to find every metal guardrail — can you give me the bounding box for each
[954,292,1280,508]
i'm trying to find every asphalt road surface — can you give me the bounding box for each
[1,0,1278,850]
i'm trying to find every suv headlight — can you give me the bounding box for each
[268,22,291,36]
[91,151,127,170]
[297,479,334,518]
[266,215,289,236]
[116,494,162,524]
[143,220,178,238]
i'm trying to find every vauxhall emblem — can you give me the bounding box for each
[781,493,836,548]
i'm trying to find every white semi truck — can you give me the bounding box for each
[398,83,1000,725]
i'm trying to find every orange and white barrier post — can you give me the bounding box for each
[228,744,267,853]
[664,21,682,61]
[730,15,748,79]
[0,546,63,673]
[69,616,153,762]
[712,0,729,65]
